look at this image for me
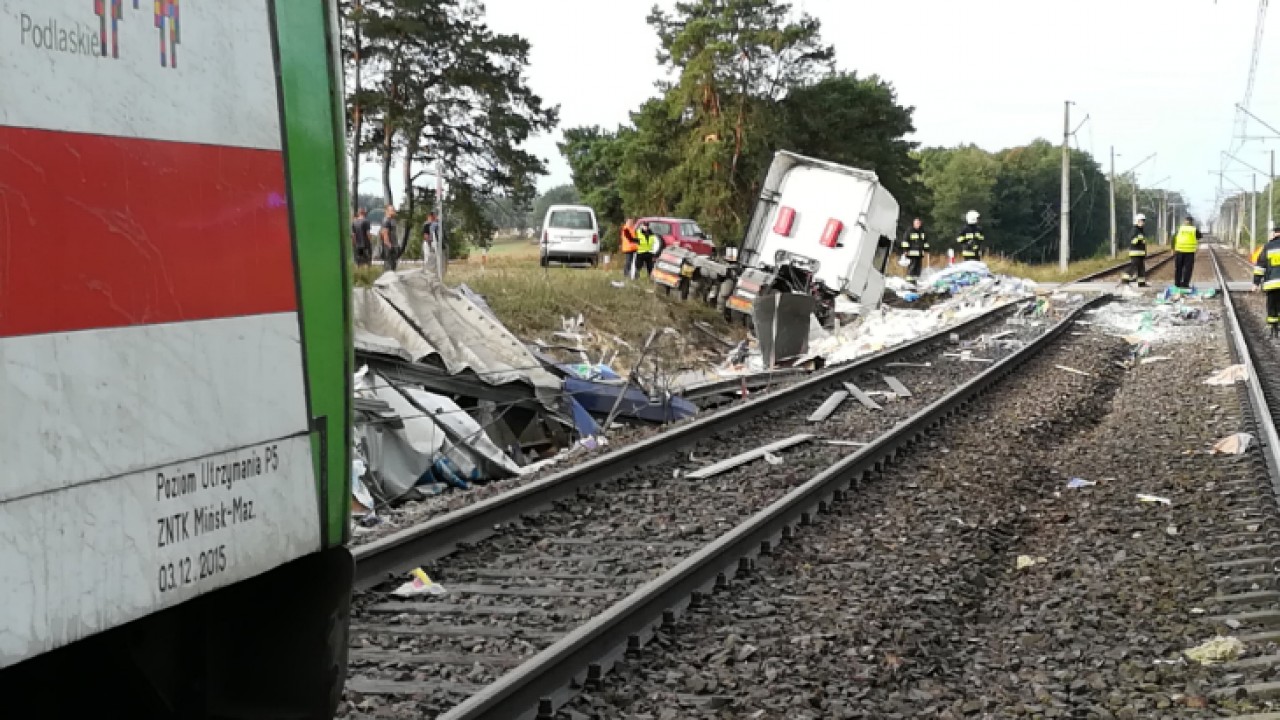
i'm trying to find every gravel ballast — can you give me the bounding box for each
[557,295,1259,720]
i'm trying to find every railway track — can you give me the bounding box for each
[346,251,1280,719]
[532,251,1280,719]
[1194,247,1280,712]
[341,295,1101,719]
[1078,248,1174,283]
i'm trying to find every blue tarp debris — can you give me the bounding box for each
[564,377,698,425]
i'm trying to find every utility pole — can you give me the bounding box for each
[1238,196,1246,250]
[1159,191,1167,246]
[1108,146,1117,258]
[1271,150,1276,237]
[1253,175,1259,256]
[1060,101,1071,273]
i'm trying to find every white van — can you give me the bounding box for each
[541,204,600,267]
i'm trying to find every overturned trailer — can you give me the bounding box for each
[727,152,899,327]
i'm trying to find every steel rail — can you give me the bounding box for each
[353,298,1031,589]
[438,295,1110,720]
[1210,246,1280,491]
[1073,249,1173,284]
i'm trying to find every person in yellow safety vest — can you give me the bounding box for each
[1121,213,1149,288]
[899,218,930,284]
[1172,215,1202,290]
[1254,227,1280,337]
[620,218,638,278]
[956,210,985,261]
[634,221,659,279]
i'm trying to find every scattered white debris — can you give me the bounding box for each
[1055,365,1093,377]
[1205,365,1248,386]
[392,568,448,598]
[1211,433,1255,456]
[1184,636,1244,665]
[1016,555,1048,570]
[1137,494,1173,506]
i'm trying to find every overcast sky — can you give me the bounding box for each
[471,0,1280,219]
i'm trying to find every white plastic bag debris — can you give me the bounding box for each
[1067,478,1096,489]
[1016,555,1047,570]
[1211,433,1255,456]
[351,459,376,516]
[1204,365,1248,386]
[764,452,783,465]
[392,568,448,598]
[1137,494,1173,505]
[1184,636,1245,665]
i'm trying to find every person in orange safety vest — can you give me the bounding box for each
[620,218,639,278]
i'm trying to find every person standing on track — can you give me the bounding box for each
[1254,227,1280,335]
[620,218,638,279]
[634,221,659,279]
[1172,215,1201,290]
[956,210,985,262]
[1121,213,1149,288]
[900,218,930,285]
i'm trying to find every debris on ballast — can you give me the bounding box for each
[1210,432,1255,456]
[1016,555,1048,570]
[392,568,448,598]
[1183,636,1244,665]
[1204,365,1248,386]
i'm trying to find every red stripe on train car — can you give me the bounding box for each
[0,126,297,338]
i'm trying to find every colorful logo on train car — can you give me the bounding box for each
[92,0,180,67]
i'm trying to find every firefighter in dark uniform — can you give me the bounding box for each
[1254,226,1280,337]
[956,210,985,261]
[1121,213,1149,287]
[899,218,930,284]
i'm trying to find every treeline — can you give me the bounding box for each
[340,0,1185,263]
[1218,178,1279,248]
[558,0,1182,261]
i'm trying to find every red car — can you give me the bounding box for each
[636,216,715,256]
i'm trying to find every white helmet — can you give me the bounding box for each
[1135,213,1146,223]
[966,210,980,224]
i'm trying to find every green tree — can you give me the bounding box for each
[919,145,999,241]
[645,0,834,243]
[532,185,581,228]
[779,73,921,216]
[559,126,631,250]
[558,0,920,253]
[340,0,558,250]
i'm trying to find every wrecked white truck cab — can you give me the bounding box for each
[727,151,900,327]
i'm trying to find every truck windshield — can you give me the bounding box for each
[549,210,593,230]
[873,235,892,273]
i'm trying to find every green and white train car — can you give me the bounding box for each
[0,1,353,716]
